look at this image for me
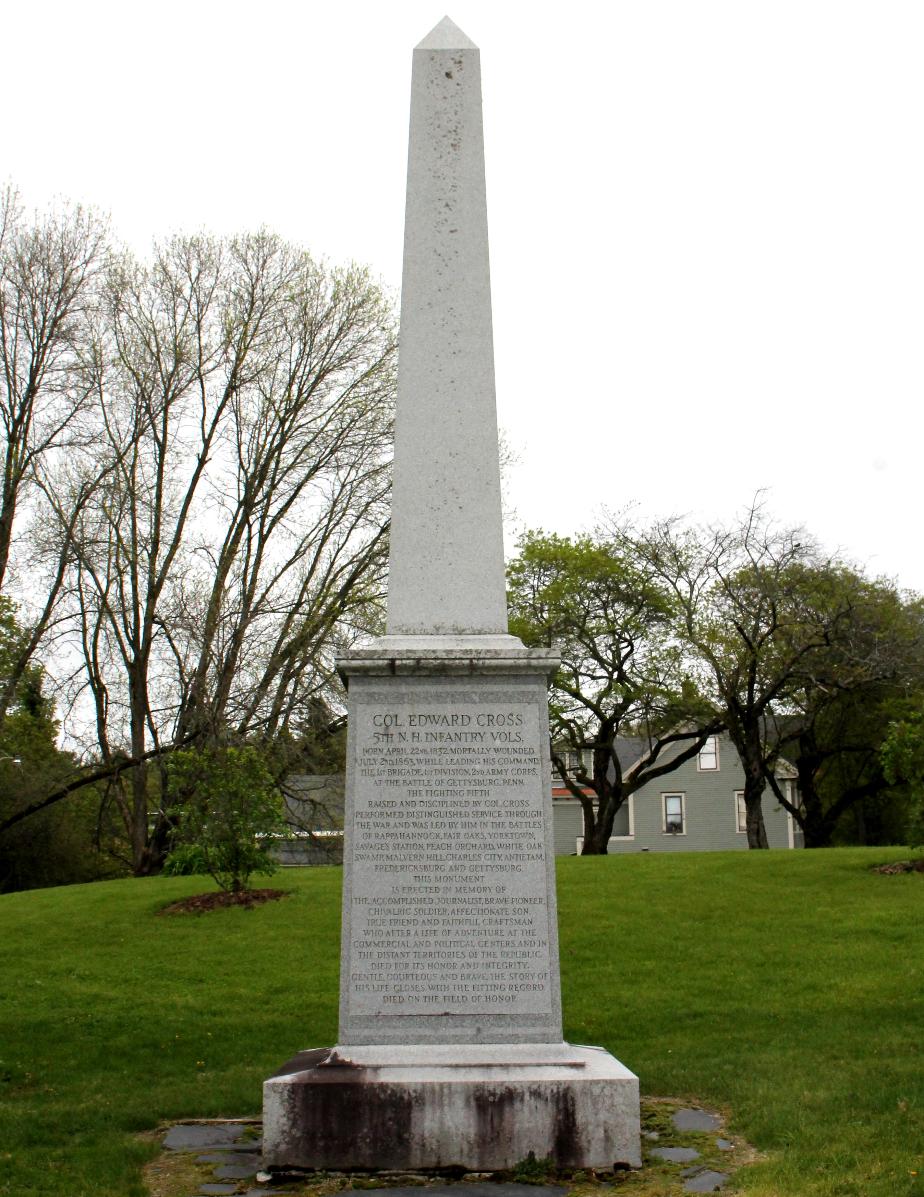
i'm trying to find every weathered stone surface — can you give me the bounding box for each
[213,1159,260,1180]
[263,1043,641,1170]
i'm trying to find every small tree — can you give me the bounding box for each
[165,746,286,893]
[0,597,116,892]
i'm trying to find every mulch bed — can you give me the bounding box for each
[871,859,924,875]
[159,888,289,915]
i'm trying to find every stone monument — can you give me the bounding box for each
[263,16,641,1172]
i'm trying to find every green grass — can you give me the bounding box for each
[0,849,922,1197]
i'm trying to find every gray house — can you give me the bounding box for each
[551,733,801,854]
[274,735,800,865]
[271,774,345,866]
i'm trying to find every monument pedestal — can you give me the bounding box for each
[264,1043,641,1171]
[263,644,641,1172]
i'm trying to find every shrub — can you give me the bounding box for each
[165,746,287,892]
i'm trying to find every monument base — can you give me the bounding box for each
[263,1043,641,1172]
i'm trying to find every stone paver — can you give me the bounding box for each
[683,1168,729,1192]
[673,1107,722,1133]
[214,1158,260,1180]
[349,1189,565,1197]
[164,1110,740,1197]
[652,1146,701,1163]
[165,1122,259,1151]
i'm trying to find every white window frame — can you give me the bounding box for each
[697,735,720,772]
[785,779,797,848]
[734,790,747,834]
[662,792,686,835]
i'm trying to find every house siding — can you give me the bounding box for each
[551,734,796,854]
[553,801,585,854]
[271,773,346,866]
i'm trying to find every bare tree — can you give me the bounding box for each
[66,232,395,873]
[0,185,106,591]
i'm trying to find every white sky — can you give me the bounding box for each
[5,0,923,590]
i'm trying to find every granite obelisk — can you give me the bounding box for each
[386,16,507,639]
[263,18,641,1171]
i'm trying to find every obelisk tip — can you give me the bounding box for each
[415,15,478,51]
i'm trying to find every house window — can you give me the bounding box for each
[698,736,719,771]
[735,791,747,833]
[662,792,686,835]
[553,748,592,779]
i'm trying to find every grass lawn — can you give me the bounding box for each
[0,848,921,1197]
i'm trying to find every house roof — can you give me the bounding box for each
[613,737,649,772]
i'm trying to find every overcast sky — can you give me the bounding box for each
[6,1,923,590]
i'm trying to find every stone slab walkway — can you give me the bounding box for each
[149,1100,752,1196]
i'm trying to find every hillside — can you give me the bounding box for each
[0,849,921,1196]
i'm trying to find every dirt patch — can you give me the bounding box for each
[142,1147,208,1197]
[871,859,924,875]
[159,887,289,915]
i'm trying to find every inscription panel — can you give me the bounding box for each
[345,687,554,1018]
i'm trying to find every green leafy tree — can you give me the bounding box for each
[881,709,924,848]
[763,576,924,847]
[0,597,122,891]
[637,509,868,847]
[636,504,924,849]
[165,745,287,892]
[507,530,718,854]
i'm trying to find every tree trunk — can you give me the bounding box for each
[579,795,600,855]
[794,754,836,847]
[579,772,629,853]
[584,821,611,854]
[744,781,769,849]
[0,489,16,593]
[734,721,770,848]
[127,666,156,875]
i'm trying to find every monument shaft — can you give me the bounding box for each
[387,19,507,636]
